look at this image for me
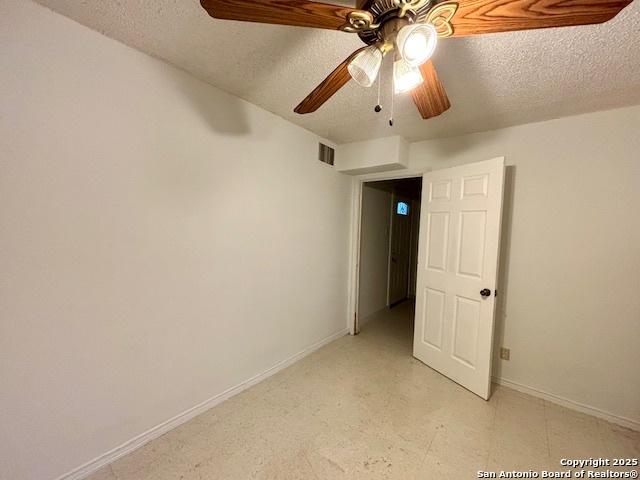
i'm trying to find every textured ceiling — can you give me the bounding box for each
[34,0,640,144]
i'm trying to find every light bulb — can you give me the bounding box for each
[347,45,383,88]
[396,23,438,67]
[404,34,428,61]
[393,59,423,93]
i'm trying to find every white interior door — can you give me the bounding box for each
[388,193,412,306]
[413,158,505,400]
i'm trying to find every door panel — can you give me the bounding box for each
[426,212,449,271]
[423,288,445,349]
[457,210,487,278]
[413,158,505,400]
[430,180,452,201]
[387,194,412,306]
[462,174,489,198]
[451,295,481,367]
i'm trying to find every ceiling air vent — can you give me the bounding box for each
[318,143,335,166]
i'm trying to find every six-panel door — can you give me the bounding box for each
[413,158,505,400]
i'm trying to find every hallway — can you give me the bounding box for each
[89,304,639,480]
[357,300,415,353]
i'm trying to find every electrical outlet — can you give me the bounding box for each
[500,347,510,360]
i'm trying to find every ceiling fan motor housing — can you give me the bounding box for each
[358,0,434,45]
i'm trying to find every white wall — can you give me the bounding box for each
[409,105,640,426]
[336,136,409,175]
[358,185,391,321]
[0,2,352,479]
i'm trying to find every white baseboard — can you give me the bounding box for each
[493,376,640,432]
[56,328,349,480]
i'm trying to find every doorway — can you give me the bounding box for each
[357,177,422,332]
[349,158,506,400]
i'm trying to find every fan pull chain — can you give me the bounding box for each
[374,75,382,113]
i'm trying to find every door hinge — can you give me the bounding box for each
[495,290,498,297]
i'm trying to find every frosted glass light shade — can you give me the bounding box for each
[393,59,423,93]
[348,45,383,87]
[396,23,438,67]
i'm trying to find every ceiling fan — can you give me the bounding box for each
[200,0,632,121]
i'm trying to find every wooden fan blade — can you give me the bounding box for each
[201,0,368,30]
[411,61,451,119]
[294,48,366,114]
[450,0,633,36]
[356,0,375,9]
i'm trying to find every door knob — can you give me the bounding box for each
[480,288,491,298]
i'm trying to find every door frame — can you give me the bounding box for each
[347,168,430,335]
[347,157,506,337]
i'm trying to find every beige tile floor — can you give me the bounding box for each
[89,301,639,480]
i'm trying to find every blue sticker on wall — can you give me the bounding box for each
[397,202,409,216]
